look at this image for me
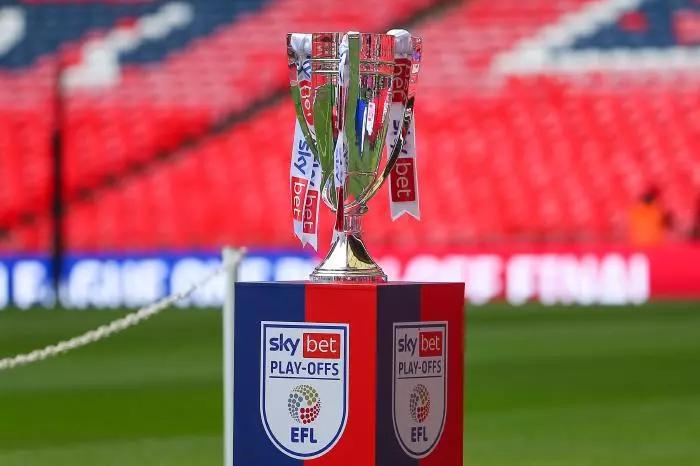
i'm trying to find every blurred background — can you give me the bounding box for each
[0,0,699,465]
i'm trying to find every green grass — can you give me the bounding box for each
[1,302,699,465]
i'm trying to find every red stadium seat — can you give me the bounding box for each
[1,0,699,252]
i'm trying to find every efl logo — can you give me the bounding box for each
[260,322,348,460]
[390,158,416,203]
[393,322,447,459]
[288,384,322,444]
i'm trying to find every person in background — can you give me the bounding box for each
[628,186,673,246]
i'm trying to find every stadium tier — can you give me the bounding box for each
[1,0,699,252]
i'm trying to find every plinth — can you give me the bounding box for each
[225,282,465,466]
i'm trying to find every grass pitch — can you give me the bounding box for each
[0,302,699,465]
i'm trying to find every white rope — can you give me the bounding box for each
[0,260,233,372]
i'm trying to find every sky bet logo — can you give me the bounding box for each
[260,322,348,460]
[393,322,447,459]
[268,332,341,358]
[397,331,443,357]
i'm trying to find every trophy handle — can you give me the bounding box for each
[320,97,413,215]
[332,34,420,214]
[290,85,319,161]
[348,96,414,210]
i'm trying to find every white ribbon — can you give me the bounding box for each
[289,34,318,247]
[290,33,312,64]
[290,121,314,243]
[386,29,420,220]
[301,158,321,250]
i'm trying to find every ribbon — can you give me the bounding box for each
[386,29,420,221]
[289,33,320,248]
[290,120,314,244]
[301,158,321,250]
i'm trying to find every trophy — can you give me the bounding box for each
[288,31,421,282]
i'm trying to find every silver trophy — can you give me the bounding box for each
[288,31,421,282]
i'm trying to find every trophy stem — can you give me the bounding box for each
[310,206,387,283]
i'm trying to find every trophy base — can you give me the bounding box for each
[310,231,387,283]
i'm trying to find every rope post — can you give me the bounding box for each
[222,246,245,466]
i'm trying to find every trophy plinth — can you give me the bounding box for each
[311,209,387,283]
[227,281,466,465]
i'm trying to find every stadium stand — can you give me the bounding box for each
[1,0,271,232]
[1,0,699,252]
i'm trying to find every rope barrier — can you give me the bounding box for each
[0,247,244,372]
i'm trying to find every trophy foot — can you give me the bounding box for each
[310,232,387,283]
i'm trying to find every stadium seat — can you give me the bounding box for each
[1,0,699,252]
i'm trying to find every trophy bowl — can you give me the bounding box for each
[287,31,421,283]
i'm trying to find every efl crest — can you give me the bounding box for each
[393,321,447,458]
[260,321,349,459]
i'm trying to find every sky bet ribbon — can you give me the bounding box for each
[386,29,421,221]
[301,158,321,250]
[289,34,321,249]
